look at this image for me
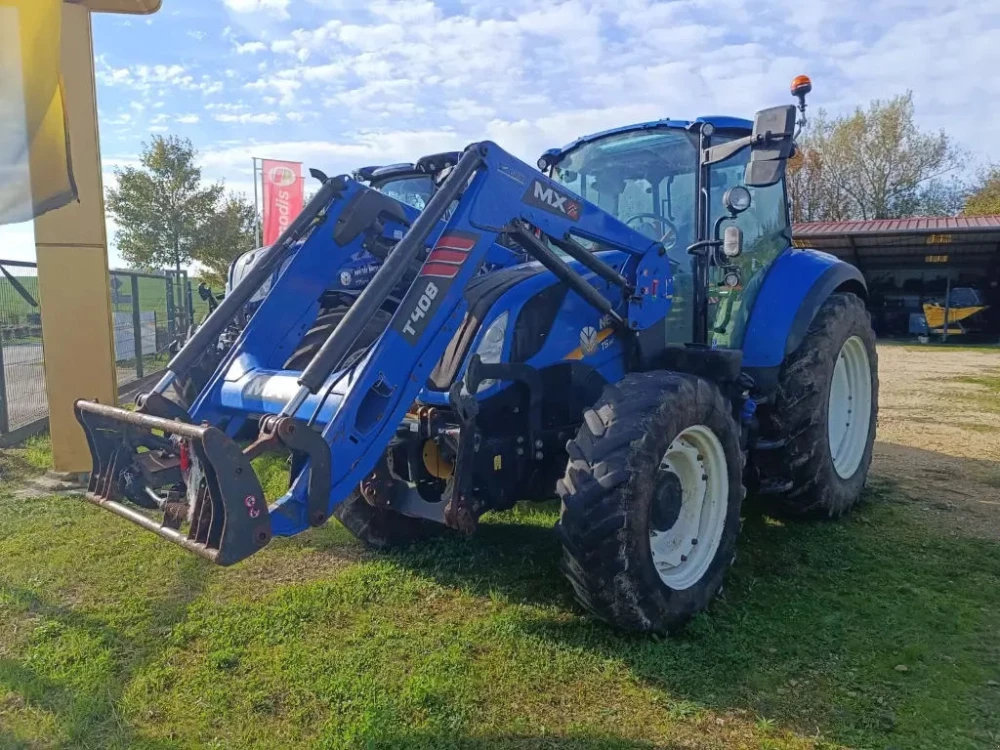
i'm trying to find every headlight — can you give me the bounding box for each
[471,311,508,392]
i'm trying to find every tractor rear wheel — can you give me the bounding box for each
[283,306,393,371]
[758,292,878,517]
[287,305,438,549]
[556,371,744,634]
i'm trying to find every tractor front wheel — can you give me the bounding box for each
[557,371,744,634]
[759,292,878,517]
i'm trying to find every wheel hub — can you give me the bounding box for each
[827,335,872,479]
[649,425,729,590]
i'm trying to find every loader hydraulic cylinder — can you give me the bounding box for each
[162,176,346,385]
[289,147,484,403]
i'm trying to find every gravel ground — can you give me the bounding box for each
[872,344,1000,539]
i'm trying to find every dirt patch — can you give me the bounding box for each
[872,345,1000,539]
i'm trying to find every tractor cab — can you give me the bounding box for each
[355,163,435,210]
[543,115,794,348]
[355,152,461,211]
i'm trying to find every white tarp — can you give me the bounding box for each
[112,310,155,362]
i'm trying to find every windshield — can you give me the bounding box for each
[374,175,434,210]
[551,128,699,341]
[550,129,699,256]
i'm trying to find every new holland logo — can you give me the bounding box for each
[267,165,297,187]
[524,180,581,220]
[579,326,599,356]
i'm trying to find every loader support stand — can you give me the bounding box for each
[444,381,481,533]
[245,416,332,527]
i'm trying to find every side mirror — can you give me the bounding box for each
[745,105,796,187]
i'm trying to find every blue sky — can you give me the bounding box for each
[3,0,1000,267]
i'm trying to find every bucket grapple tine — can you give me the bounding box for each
[73,399,272,566]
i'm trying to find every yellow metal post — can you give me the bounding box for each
[25,0,160,472]
[31,3,116,473]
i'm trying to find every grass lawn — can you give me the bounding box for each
[0,436,997,750]
[0,275,209,329]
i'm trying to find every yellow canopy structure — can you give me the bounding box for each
[0,0,159,225]
[0,0,161,472]
[0,0,75,224]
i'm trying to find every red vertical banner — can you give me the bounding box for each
[261,159,303,246]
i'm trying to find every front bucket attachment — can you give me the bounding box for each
[74,400,272,566]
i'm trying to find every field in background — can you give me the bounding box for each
[0,346,997,750]
[0,267,211,435]
[0,273,210,335]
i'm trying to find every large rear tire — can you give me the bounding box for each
[759,292,878,517]
[288,305,438,549]
[556,371,744,634]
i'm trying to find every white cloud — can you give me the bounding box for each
[236,41,268,54]
[213,112,281,124]
[223,0,289,19]
[199,80,224,96]
[188,30,207,41]
[176,114,201,124]
[0,223,37,264]
[93,0,1000,194]
[106,112,134,126]
[97,63,195,92]
[199,130,465,179]
[245,75,301,106]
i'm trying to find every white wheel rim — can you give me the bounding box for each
[649,425,729,590]
[827,335,872,479]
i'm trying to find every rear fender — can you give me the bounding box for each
[741,247,866,393]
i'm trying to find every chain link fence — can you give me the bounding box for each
[0,259,197,442]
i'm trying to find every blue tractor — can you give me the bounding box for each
[75,78,878,633]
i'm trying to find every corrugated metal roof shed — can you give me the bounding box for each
[792,216,1000,269]
[793,216,1000,236]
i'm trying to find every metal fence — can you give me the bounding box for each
[0,259,199,441]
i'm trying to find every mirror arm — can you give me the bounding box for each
[702,135,752,167]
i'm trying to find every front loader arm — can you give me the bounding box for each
[273,142,676,535]
[74,141,678,565]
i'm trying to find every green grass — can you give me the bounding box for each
[0,455,997,749]
[955,375,1000,415]
[0,275,209,330]
[878,340,1000,353]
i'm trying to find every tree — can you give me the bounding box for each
[963,166,1000,216]
[790,92,965,221]
[196,194,259,287]
[106,135,222,272]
